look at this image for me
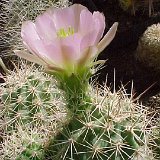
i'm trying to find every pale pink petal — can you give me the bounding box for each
[42,40,63,65]
[21,21,40,42]
[79,9,94,34]
[77,46,98,66]
[97,22,118,54]
[89,46,99,59]
[78,10,102,51]
[92,12,105,44]
[21,21,40,54]
[28,39,48,58]
[35,12,57,41]
[80,30,97,51]
[79,12,105,50]
[60,33,82,60]
[53,4,87,31]
[70,4,88,31]
[14,50,47,66]
[15,50,63,72]
[61,45,77,65]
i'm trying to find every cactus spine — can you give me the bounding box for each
[0,63,66,159]
[136,23,160,70]
[44,71,156,159]
[0,61,158,159]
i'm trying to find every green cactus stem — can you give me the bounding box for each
[52,67,92,114]
[0,63,66,159]
[45,85,155,160]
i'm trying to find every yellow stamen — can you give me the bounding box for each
[57,27,74,38]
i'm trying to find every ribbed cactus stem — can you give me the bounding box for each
[53,68,92,114]
[16,142,44,160]
[44,85,155,160]
[0,63,66,159]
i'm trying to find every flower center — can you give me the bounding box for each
[57,27,74,38]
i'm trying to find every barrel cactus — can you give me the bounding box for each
[1,126,47,160]
[0,63,67,159]
[142,92,160,159]
[0,65,158,159]
[45,85,156,160]
[136,23,160,70]
[152,122,160,159]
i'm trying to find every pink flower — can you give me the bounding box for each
[15,4,118,73]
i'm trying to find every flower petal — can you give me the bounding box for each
[60,33,82,60]
[21,21,40,53]
[92,12,105,44]
[43,40,63,65]
[14,50,63,72]
[79,9,94,35]
[27,39,62,66]
[80,30,97,51]
[53,4,87,31]
[79,10,105,51]
[35,11,57,41]
[14,50,46,66]
[78,46,98,66]
[97,22,118,54]
[21,21,40,41]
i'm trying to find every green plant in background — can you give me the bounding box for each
[136,23,160,70]
[118,0,133,11]
[0,62,67,160]
[0,0,71,56]
[118,0,156,16]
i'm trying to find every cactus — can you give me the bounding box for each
[1,2,159,159]
[142,92,160,159]
[0,61,158,160]
[0,0,71,56]
[1,126,47,160]
[0,62,67,159]
[151,123,160,159]
[0,63,158,159]
[136,23,160,70]
[44,82,156,160]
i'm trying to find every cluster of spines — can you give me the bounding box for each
[44,84,156,160]
[0,64,66,159]
[136,23,160,70]
[0,64,159,159]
